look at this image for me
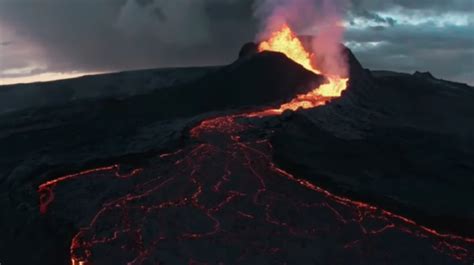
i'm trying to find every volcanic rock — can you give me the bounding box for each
[413,71,435,79]
[269,50,474,237]
[238,42,259,59]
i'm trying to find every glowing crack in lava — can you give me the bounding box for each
[38,26,474,265]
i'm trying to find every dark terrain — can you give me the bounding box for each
[0,48,473,265]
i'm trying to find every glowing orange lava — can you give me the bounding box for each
[255,24,348,116]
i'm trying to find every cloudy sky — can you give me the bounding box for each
[0,0,473,85]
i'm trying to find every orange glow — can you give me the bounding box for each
[259,25,316,74]
[71,258,86,265]
[255,24,348,116]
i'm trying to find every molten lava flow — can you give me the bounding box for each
[255,24,348,116]
[40,113,474,264]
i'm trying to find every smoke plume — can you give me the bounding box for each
[254,0,349,77]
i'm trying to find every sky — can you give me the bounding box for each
[0,0,473,85]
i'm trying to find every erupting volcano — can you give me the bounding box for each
[253,24,348,116]
[2,0,474,264]
[29,24,474,265]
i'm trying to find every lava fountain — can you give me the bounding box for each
[252,23,348,117]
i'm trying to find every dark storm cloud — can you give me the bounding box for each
[346,24,474,82]
[0,0,257,77]
[0,0,472,84]
[345,0,473,84]
[350,0,474,12]
[349,9,396,26]
[0,41,13,46]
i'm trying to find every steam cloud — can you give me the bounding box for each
[254,0,349,77]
